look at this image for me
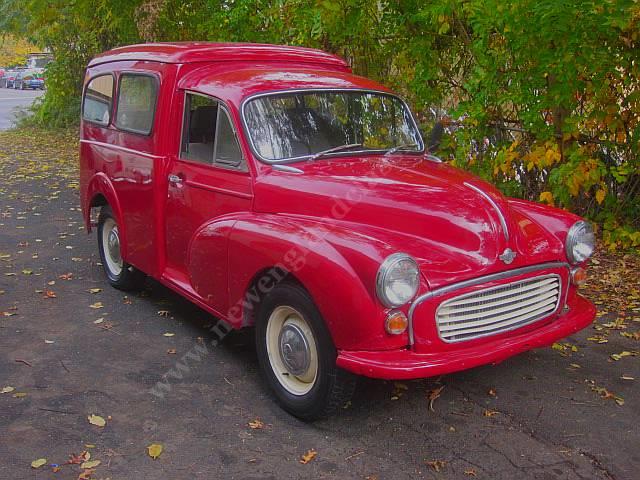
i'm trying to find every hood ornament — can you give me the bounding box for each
[499,248,516,265]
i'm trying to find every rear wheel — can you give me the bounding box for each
[97,205,146,291]
[255,282,356,420]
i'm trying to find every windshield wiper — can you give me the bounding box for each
[384,143,419,156]
[308,143,363,161]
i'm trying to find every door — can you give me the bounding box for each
[164,91,253,308]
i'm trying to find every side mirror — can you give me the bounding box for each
[427,121,444,153]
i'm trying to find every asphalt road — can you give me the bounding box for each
[0,129,638,479]
[0,87,44,130]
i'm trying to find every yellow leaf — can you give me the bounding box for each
[595,188,606,204]
[1,386,15,394]
[248,419,265,429]
[87,414,106,427]
[13,392,27,398]
[80,460,101,469]
[147,443,163,459]
[539,191,554,205]
[300,449,317,464]
[89,302,103,309]
[31,458,47,469]
[88,288,102,294]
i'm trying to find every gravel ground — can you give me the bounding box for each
[0,128,638,479]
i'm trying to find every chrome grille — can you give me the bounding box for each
[435,274,561,342]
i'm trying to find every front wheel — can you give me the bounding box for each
[255,282,356,420]
[97,206,146,291]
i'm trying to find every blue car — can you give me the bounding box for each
[14,70,45,90]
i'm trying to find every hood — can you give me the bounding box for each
[253,155,565,288]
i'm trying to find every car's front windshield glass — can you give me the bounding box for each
[243,90,423,162]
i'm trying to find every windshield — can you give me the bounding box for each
[243,90,423,162]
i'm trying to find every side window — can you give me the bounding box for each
[83,75,114,125]
[180,92,245,169]
[115,74,158,135]
[214,109,244,168]
[181,94,217,163]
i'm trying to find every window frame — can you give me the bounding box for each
[240,88,425,165]
[114,72,160,136]
[179,90,247,172]
[82,73,116,127]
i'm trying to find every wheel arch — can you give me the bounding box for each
[84,172,128,258]
[226,215,406,351]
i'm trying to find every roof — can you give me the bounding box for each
[177,66,392,105]
[88,42,349,69]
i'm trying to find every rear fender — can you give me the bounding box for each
[84,172,128,259]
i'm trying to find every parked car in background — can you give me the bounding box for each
[2,69,20,88]
[80,43,597,419]
[14,69,45,90]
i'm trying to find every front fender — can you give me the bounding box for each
[225,214,409,351]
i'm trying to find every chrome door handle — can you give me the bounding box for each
[168,174,183,184]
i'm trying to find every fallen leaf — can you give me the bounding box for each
[1,386,15,394]
[22,269,33,275]
[13,392,27,398]
[621,375,634,380]
[487,388,497,397]
[163,332,175,337]
[157,310,170,316]
[44,340,54,344]
[167,348,176,354]
[87,414,106,427]
[427,385,445,412]
[483,409,499,417]
[147,443,163,459]
[80,460,101,469]
[89,302,103,309]
[300,449,317,464]
[78,469,95,480]
[248,419,265,429]
[88,288,102,294]
[610,351,638,361]
[426,460,447,472]
[31,458,47,469]
[43,290,56,299]
[464,467,477,476]
[93,318,104,324]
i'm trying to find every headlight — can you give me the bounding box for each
[566,221,595,264]
[376,253,420,307]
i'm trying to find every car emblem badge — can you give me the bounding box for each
[499,248,516,265]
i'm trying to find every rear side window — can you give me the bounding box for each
[180,92,245,169]
[83,75,114,126]
[115,74,158,135]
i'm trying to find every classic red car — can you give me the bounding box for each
[80,43,596,419]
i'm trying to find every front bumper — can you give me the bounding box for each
[336,293,595,380]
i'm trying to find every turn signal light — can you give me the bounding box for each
[385,310,408,335]
[571,267,587,286]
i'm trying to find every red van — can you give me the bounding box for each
[80,43,596,419]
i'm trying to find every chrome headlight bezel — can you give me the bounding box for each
[565,220,595,265]
[376,253,420,308]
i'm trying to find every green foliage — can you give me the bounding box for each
[0,0,638,248]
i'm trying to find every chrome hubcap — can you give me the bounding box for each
[107,228,121,264]
[102,218,123,276]
[278,323,310,376]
